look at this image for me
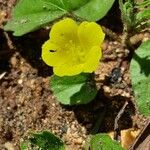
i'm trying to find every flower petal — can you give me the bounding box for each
[41,18,105,77]
[83,46,102,72]
[78,22,105,49]
[53,64,84,76]
[50,18,79,47]
[42,40,72,67]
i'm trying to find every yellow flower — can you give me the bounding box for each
[42,18,105,76]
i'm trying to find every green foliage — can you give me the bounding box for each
[20,131,66,150]
[135,0,150,29]
[130,40,150,116]
[136,0,150,8]
[50,74,97,105]
[4,0,115,36]
[119,0,135,31]
[89,134,123,150]
[136,9,150,25]
[74,0,115,21]
[20,142,28,150]
[119,0,150,32]
[4,0,67,36]
[123,0,135,28]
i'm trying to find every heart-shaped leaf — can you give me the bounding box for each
[20,131,66,150]
[4,0,67,36]
[130,40,150,116]
[90,134,123,150]
[4,0,115,36]
[74,0,115,21]
[50,74,97,105]
[29,131,65,150]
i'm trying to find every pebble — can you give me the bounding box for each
[81,127,86,133]
[125,49,129,54]
[43,118,48,124]
[122,91,130,98]
[0,10,6,24]
[18,79,23,84]
[103,86,110,93]
[4,142,15,150]
[115,48,121,53]
[52,103,55,107]
[72,132,79,138]
[10,56,18,67]
[71,124,76,131]
[118,53,124,58]
[143,37,149,42]
[74,137,83,145]
[101,41,108,51]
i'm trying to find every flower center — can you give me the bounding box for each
[68,40,86,64]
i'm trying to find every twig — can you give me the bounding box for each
[0,72,6,80]
[4,31,15,50]
[129,119,150,150]
[114,101,128,141]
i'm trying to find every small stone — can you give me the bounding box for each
[52,103,55,107]
[103,86,110,93]
[71,124,76,131]
[81,127,86,133]
[66,127,71,135]
[115,48,121,53]
[72,132,79,138]
[74,137,83,145]
[82,140,86,145]
[113,41,118,45]
[4,142,15,150]
[125,49,129,54]
[101,41,108,51]
[126,93,130,98]
[118,53,124,58]
[20,66,29,73]
[143,37,149,42]
[43,118,48,124]
[18,79,23,84]
[10,56,18,67]
[122,92,130,98]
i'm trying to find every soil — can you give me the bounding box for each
[0,1,149,150]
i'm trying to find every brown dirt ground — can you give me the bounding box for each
[0,1,149,150]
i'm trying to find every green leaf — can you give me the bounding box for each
[119,0,135,28]
[40,0,89,11]
[90,134,123,150]
[130,40,150,116]
[136,9,150,24]
[20,142,28,150]
[50,73,97,105]
[136,0,150,8]
[29,131,65,150]
[4,0,67,36]
[74,0,115,21]
[4,0,115,36]
[62,0,90,11]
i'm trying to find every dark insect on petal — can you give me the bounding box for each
[49,50,57,52]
